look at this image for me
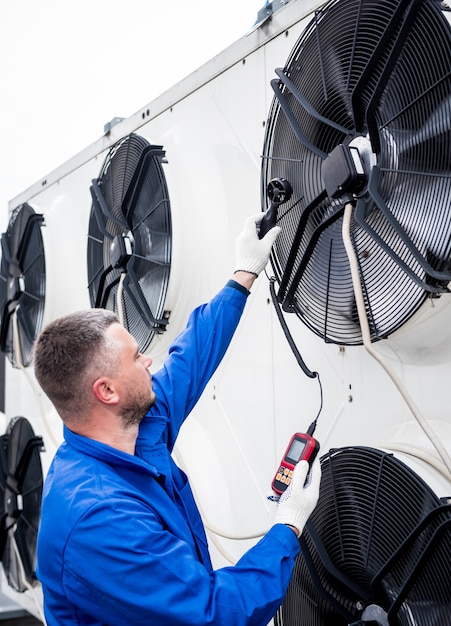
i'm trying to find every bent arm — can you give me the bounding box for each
[150,280,249,447]
[63,501,299,626]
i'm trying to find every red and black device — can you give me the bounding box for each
[272,432,320,495]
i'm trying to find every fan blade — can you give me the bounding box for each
[92,267,119,309]
[282,201,344,310]
[371,506,451,624]
[396,93,451,156]
[271,78,328,159]
[274,68,352,136]
[278,190,329,300]
[15,306,37,353]
[130,227,172,268]
[1,229,21,280]
[299,533,369,622]
[122,146,165,224]
[16,213,44,270]
[0,306,13,352]
[0,233,13,269]
[123,262,169,330]
[90,179,126,237]
[365,0,424,152]
[351,0,422,135]
[356,167,451,287]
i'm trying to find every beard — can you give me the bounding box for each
[120,387,156,429]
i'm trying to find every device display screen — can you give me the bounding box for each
[286,438,306,464]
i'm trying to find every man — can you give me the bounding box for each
[34,214,321,626]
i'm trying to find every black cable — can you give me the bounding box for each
[269,277,317,378]
[268,276,324,433]
[307,375,323,436]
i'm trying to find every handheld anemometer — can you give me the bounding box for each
[258,177,292,239]
[272,432,320,495]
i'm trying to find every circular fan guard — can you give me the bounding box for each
[0,203,45,367]
[87,133,172,352]
[275,447,451,626]
[262,0,451,345]
[0,417,44,592]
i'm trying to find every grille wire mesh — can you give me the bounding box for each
[262,0,451,345]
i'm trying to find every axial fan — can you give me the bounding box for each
[275,447,451,626]
[87,133,172,352]
[0,417,44,592]
[261,0,451,345]
[0,203,45,366]
[0,424,6,563]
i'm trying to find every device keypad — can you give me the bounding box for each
[273,466,293,493]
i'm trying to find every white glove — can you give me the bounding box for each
[235,213,281,276]
[274,458,321,537]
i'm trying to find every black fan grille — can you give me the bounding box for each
[262,0,451,345]
[276,448,451,626]
[0,204,45,367]
[87,134,172,352]
[275,447,451,626]
[0,417,43,591]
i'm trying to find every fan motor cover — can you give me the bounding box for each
[262,0,451,345]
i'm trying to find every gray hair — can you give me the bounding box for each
[34,309,119,424]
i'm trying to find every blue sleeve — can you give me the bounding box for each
[150,281,249,448]
[63,499,299,626]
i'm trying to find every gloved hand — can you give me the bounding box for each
[235,213,281,276]
[274,458,321,537]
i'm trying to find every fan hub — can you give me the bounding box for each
[110,232,134,269]
[5,491,21,522]
[360,603,389,625]
[7,275,24,302]
[321,137,375,199]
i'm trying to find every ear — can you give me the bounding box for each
[92,377,120,405]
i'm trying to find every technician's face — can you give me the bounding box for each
[106,323,156,427]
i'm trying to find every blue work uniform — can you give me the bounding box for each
[37,281,300,625]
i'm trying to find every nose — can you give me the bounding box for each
[139,353,152,369]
